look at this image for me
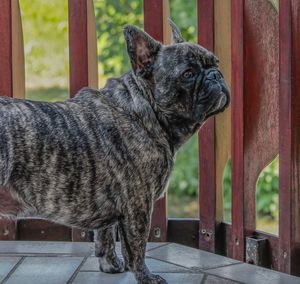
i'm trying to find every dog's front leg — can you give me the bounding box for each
[94,224,125,273]
[119,210,167,284]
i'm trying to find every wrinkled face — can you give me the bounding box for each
[124,21,230,129]
[153,43,230,124]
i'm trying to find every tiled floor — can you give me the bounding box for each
[0,241,299,284]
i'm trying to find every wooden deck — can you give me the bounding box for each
[0,241,299,283]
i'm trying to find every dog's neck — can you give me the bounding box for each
[121,71,199,152]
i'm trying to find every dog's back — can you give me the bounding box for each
[0,87,172,228]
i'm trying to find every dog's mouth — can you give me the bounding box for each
[204,91,230,119]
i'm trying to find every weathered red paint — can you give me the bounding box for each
[68,0,92,241]
[17,219,71,241]
[231,0,245,261]
[198,0,216,252]
[279,0,300,276]
[144,0,167,242]
[0,0,17,240]
[243,0,279,232]
[68,0,88,98]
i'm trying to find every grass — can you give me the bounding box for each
[26,87,69,102]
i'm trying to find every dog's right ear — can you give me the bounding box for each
[169,19,185,43]
[123,25,161,78]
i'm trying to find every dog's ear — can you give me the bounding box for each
[123,25,161,78]
[169,19,185,44]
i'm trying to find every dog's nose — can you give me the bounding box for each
[205,68,223,81]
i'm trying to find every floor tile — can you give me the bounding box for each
[0,241,94,256]
[146,243,239,270]
[207,263,300,284]
[0,241,166,257]
[73,271,203,284]
[80,257,99,271]
[81,256,190,273]
[158,273,203,284]
[146,242,169,251]
[145,257,191,273]
[5,256,83,284]
[205,274,240,283]
[0,257,21,282]
[110,242,167,256]
[73,271,136,284]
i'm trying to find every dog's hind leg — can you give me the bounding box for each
[94,224,125,273]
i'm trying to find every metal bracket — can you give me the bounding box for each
[246,236,268,267]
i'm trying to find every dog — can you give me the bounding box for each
[0,21,229,284]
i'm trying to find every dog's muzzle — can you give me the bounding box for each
[200,68,230,116]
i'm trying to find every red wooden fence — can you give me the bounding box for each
[0,0,17,241]
[0,0,299,277]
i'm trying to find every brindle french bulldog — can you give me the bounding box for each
[0,21,229,283]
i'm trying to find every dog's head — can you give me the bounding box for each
[124,21,230,144]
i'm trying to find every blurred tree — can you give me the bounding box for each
[94,0,143,83]
[20,0,69,88]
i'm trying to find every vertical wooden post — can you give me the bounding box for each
[231,0,245,261]
[214,0,232,225]
[0,0,25,240]
[279,0,300,275]
[11,0,25,99]
[144,0,170,242]
[68,0,98,241]
[198,0,216,252]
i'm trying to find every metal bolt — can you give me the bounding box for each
[235,238,239,246]
[81,231,86,238]
[201,229,213,241]
[41,230,45,234]
[283,251,288,259]
[153,227,161,238]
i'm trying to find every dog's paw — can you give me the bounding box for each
[139,274,168,284]
[99,255,125,274]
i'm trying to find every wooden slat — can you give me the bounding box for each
[214,0,231,222]
[243,0,279,233]
[11,0,25,99]
[0,0,12,98]
[231,0,245,261]
[167,218,199,248]
[17,219,71,241]
[279,0,300,276]
[68,0,88,98]
[198,0,216,252]
[87,0,98,89]
[231,0,280,263]
[0,0,17,241]
[144,0,169,242]
[68,0,98,241]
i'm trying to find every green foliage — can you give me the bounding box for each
[20,0,69,87]
[223,160,232,221]
[169,134,198,197]
[256,156,279,220]
[94,0,143,82]
[170,0,197,42]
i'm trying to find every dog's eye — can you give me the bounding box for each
[182,70,194,79]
